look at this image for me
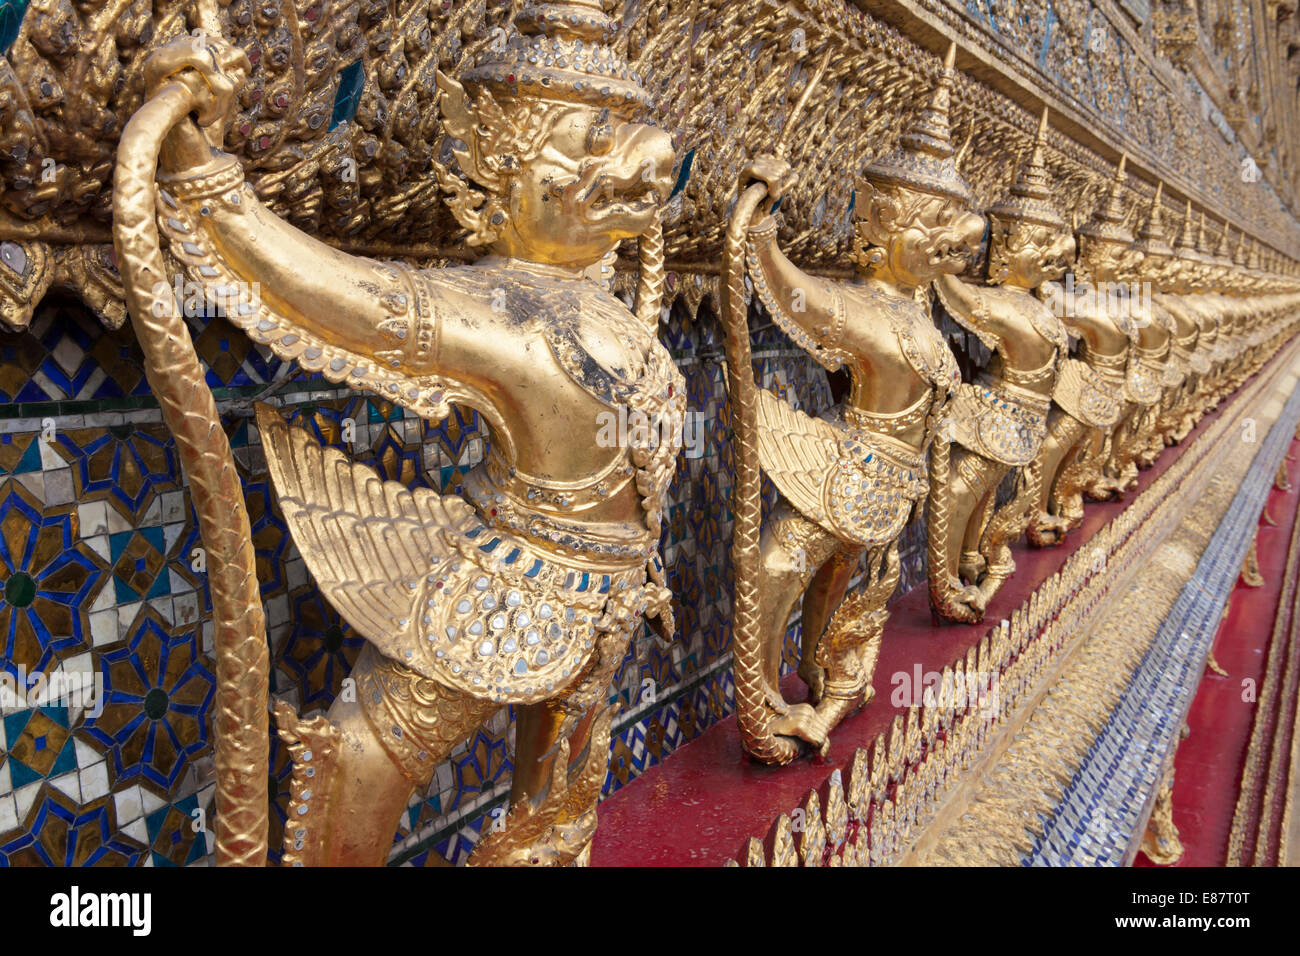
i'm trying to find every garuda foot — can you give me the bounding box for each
[1084,478,1121,502]
[1027,513,1069,548]
[976,565,1013,608]
[931,577,987,623]
[468,708,611,867]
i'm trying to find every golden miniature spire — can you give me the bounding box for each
[988,106,1066,230]
[1233,228,1248,267]
[1175,197,1190,252]
[1133,182,1172,257]
[1078,154,1133,243]
[1214,219,1235,264]
[1194,211,1212,256]
[860,41,975,206]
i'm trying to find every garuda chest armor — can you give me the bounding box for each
[935,283,1066,467]
[1126,302,1175,404]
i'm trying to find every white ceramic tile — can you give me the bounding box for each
[13,781,41,821]
[122,818,149,845]
[147,596,174,625]
[114,784,144,825]
[266,594,289,627]
[105,503,133,533]
[163,521,185,554]
[139,787,167,815]
[80,761,109,801]
[50,770,80,803]
[50,336,83,376]
[160,490,186,523]
[73,737,99,769]
[90,609,118,647]
[117,602,142,632]
[38,437,65,471]
[44,467,74,505]
[78,501,109,536]
[173,591,200,626]
[14,471,44,499]
[0,793,17,832]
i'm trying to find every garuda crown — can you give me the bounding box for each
[459,0,652,116]
[1132,182,1173,259]
[988,106,1066,231]
[858,42,975,208]
[1077,154,1133,245]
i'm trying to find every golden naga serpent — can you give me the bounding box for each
[112,11,668,866]
[723,50,831,764]
[113,75,270,865]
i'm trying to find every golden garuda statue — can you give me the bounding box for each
[926,107,1074,622]
[1026,158,1135,545]
[1182,212,1227,422]
[1097,190,1174,495]
[1205,219,1244,404]
[1146,189,1200,455]
[112,0,683,866]
[723,43,981,763]
[1128,185,1186,472]
[1155,201,1215,444]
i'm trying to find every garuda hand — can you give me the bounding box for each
[742,153,798,205]
[143,32,250,147]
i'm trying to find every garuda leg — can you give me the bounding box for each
[275,644,499,866]
[976,459,1040,606]
[928,438,994,622]
[809,543,897,732]
[753,502,844,750]
[1027,408,1090,547]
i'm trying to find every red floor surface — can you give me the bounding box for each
[1135,442,1300,866]
[593,388,1250,867]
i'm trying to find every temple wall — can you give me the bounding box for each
[1,0,1299,865]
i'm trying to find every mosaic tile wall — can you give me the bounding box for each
[0,285,963,866]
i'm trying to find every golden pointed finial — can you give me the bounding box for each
[1195,211,1211,254]
[1079,153,1132,243]
[955,127,974,167]
[989,105,1064,229]
[1135,181,1171,256]
[1214,219,1234,262]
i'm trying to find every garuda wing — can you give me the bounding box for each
[255,402,476,650]
[755,390,926,548]
[255,404,610,706]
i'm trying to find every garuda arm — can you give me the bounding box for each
[744,209,854,371]
[933,272,1000,351]
[151,42,506,428]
